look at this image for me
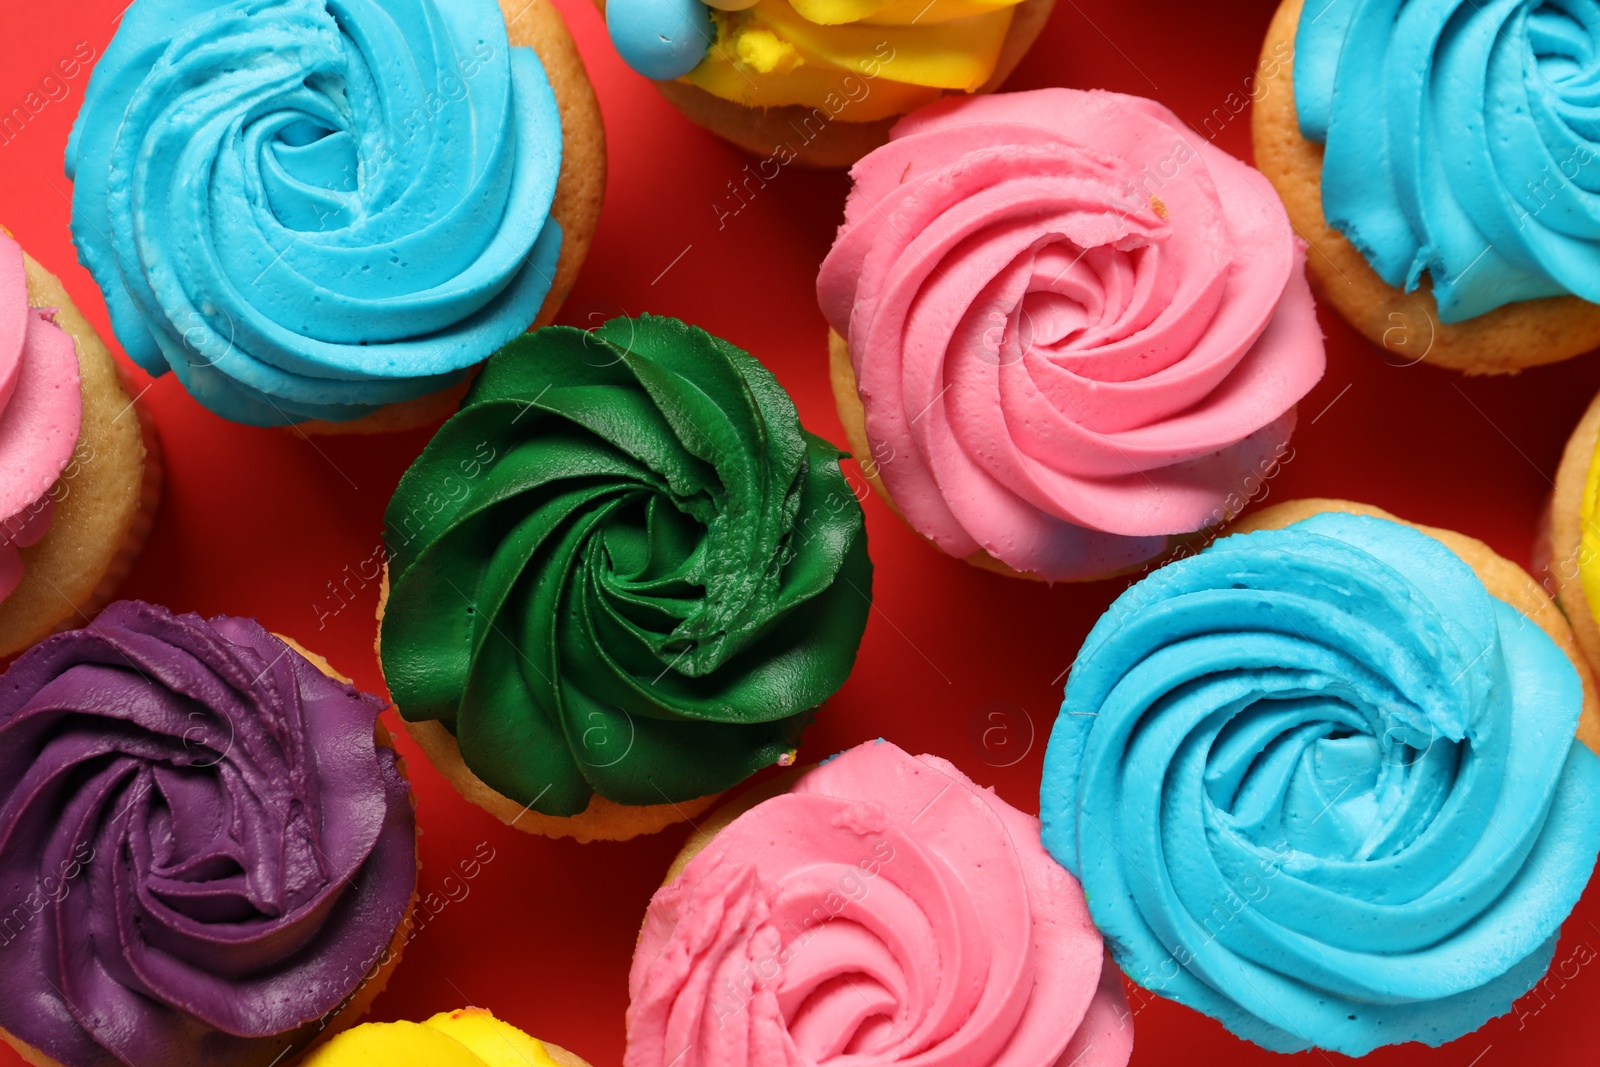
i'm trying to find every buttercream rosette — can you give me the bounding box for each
[818,88,1325,582]
[380,316,872,839]
[627,740,1132,1067]
[67,0,574,427]
[1041,507,1600,1055]
[0,602,417,1067]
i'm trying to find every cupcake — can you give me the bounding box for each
[817,88,1325,583]
[1545,388,1600,685]
[599,0,1058,166]
[66,0,604,432]
[1040,499,1600,1055]
[626,739,1132,1067]
[300,1008,591,1066]
[378,315,872,842]
[0,602,419,1067]
[1253,0,1600,373]
[0,231,158,661]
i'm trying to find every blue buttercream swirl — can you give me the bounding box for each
[1296,0,1600,322]
[1040,512,1600,1055]
[67,0,564,426]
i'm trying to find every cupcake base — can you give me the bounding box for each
[828,328,1210,582]
[0,254,161,661]
[298,0,607,436]
[1235,498,1600,755]
[607,0,1058,168]
[541,1042,594,1067]
[661,770,803,888]
[1252,0,1600,374]
[375,569,720,843]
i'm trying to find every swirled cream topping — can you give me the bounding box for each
[1042,512,1600,1054]
[67,0,563,425]
[627,740,1132,1067]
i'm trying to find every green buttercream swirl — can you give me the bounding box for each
[381,316,872,815]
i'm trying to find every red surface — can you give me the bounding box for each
[4,2,1600,1065]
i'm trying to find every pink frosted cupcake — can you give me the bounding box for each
[818,88,1325,582]
[626,740,1130,1066]
[1,229,158,659]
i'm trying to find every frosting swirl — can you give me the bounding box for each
[817,89,1325,581]
[302,1008,567,1066]
[67,0,563,426]
[1296,0,1600,322]
[0,232,82,603]
[381,316,872,816]
[0,602,417,1066]
[627,740,1132,1067]
[607,0,1029,116]
[1039,512,1600,1055]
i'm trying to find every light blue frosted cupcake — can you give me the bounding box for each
[1041,499,1600,1055]
[1252,0,1600,373]
[67,0,603,430]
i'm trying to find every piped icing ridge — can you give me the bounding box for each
[817,88,1325,581]
[606,0,1027,116]
[0,602,417,1067]
[66,0,563,426]
[381,316,871,816]
[302,1008,566,1066]
[1040,512,1600,1055]
[626,740,1132,1067]
[1296,0,1600,322]
[0,232,82,603]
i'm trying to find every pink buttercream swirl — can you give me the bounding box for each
[817,89,1325,581]
[626,741,1131,1067]
[0,233,83,602]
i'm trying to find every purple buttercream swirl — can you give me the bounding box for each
[0,601,416,1067]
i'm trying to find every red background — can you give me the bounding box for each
[4,1,1600,1064]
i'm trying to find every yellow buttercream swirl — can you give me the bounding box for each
[301,1009,567,1067]
[688,0,1027,119]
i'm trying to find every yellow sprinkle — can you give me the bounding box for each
[1150,196,1169,220]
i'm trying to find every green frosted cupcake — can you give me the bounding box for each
[377,315,872,841]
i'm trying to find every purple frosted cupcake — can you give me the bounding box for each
[0,602,418,1067]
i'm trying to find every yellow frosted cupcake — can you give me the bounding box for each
[599,0,1058,165]
[1547,391,1600,684]
[300,1009,591,1066]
